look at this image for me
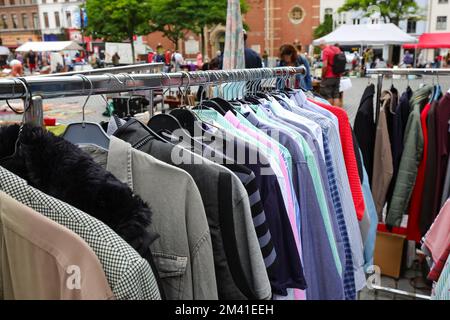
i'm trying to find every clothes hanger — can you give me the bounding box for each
[433,72,442,101]
[207,71,237,116]
[147,72,186,135]
[0,77,32,164]
[147,71,194,143]
[170,72,208,137]
[62,74,110,150]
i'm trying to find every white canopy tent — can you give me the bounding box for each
[312,23,417,46]
[15,41,83,52]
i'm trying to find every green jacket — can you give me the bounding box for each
[386,85,433,227]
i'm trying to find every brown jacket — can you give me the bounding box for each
[371,91,394,219]
[0,191,114,300]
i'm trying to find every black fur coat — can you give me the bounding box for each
[0,124,157,255]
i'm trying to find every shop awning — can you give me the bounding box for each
[15,41,83,52]
[403,32,450,49]
[312,23,417,46]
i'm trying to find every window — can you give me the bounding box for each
[19,0,26,4]
[288,6,305,24]
[66,11,71,27]
[407,19,417,33]
[12,14,18,29]
[0,0,5,6]
[22,13,28,29]
[1,15,8,29]
[54,11,60,27]
[9,0,15,5]
[43,12,49,28]
[32,12,38,29]
[438,0,449,4]
[436,16,448,30]
[324,8,333,15]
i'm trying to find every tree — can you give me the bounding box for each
[148,0,248,54]
[147,0,201,50]
[338,0,419,26]
[187,0,249,56]
[84,0,153,63]
[314,13,333,39]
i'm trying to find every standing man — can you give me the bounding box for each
[295,44,313,91]
[27,50,37,74]
[403,50,414,67]
[319,40,344,107]
[112,52,120,66]
[243,30,262,69]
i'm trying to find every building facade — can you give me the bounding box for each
[36,0,85,41]
[319,0,429,37]
[0,0,41,48]
[427,0,450,32]
[144,0,321,63]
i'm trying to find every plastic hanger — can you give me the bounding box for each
[0,77,32,163]
[170,72,204,137]
[148,72,195,143]
[62,74,110,150]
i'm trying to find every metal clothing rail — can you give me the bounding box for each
[31,62,164,78]
[0,66,305,126]
[0,66,305,100]
[366,68,450,125]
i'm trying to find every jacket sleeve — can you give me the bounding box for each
[386,111,423,227]
[115,258,161,300]
[186,179,218,300]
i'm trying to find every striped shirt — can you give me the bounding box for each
[290,95,366,294]
[224,163,278,270]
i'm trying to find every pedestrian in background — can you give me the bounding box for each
[112,52,120,66]
[319,40,344,107]
[294,44,313,90]
[27,50,37,74]
[403,50,414,67]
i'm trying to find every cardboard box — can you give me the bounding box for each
[373,231,407,279]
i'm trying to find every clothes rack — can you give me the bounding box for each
[366,68,450,125]
[0,66,305,126]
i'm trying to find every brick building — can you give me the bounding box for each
[144,0,321,63]
[0,0,41,48]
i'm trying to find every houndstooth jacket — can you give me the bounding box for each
[0,166,161,300]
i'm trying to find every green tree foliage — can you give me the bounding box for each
[84,0,153,62]
[314,14,333,39]
[149,0,248,53]
[338,0,420,25]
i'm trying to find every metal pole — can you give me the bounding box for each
[0,67,306,100]
[375,73,383,125]
[24,95,44,126]
[148,89,154,117]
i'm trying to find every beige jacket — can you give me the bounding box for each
[371,91,394,219]
[0,191,114,300]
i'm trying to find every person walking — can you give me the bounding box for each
[403,50,414,67]
[319,41,345,107]
[27,50,37,74]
